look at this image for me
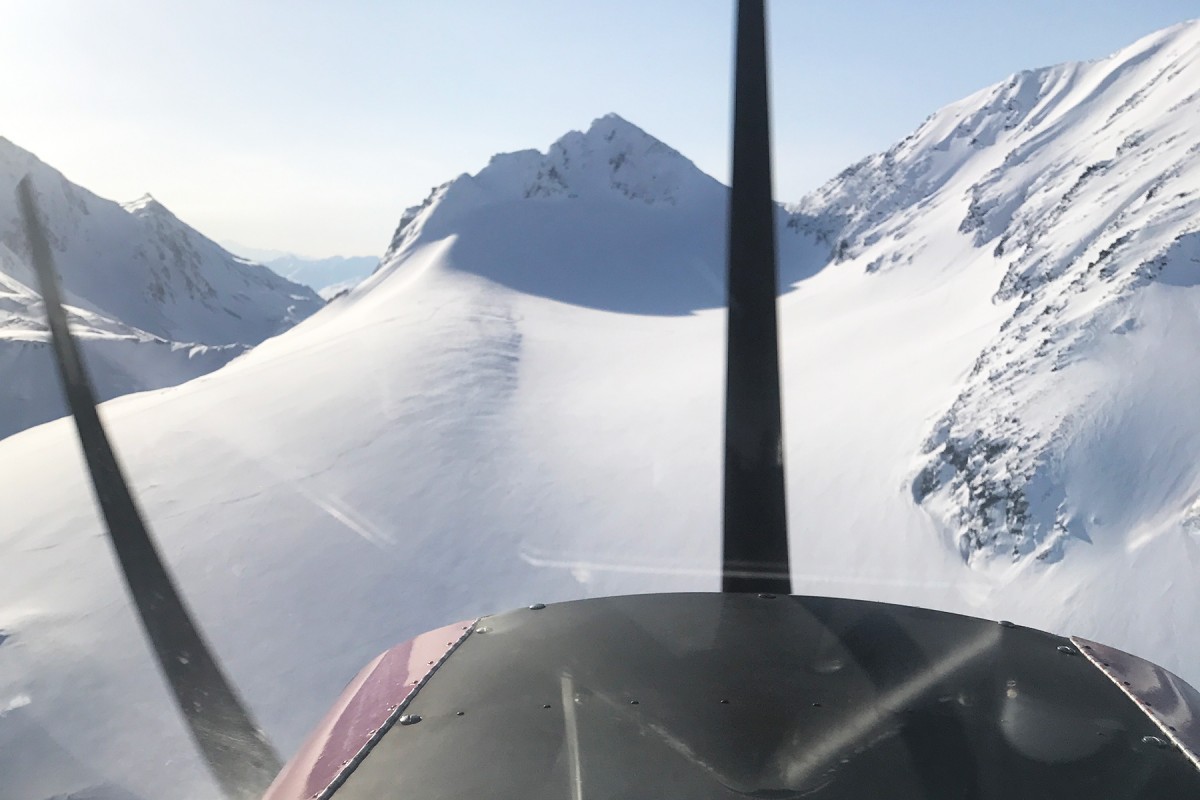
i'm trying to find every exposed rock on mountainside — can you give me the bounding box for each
[791,22,1200,565]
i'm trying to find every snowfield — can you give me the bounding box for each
[3,21,1200,800]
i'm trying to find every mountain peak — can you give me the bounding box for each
[579,112,651,142]
[122,193,173,218]
[472,112,697,203]
[385,114,718,256]
[549,112,685,170]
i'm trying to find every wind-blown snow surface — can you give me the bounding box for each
[0,141,324,439]
[4,24,1200,800]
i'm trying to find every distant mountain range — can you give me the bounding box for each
[268,254,379,299]
[4,20,1200,800]
[221,243,380,298]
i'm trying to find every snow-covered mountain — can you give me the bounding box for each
[787,21,1200,567]
[371,111,811,314]
[4,21,1200,800]
[0,140,324,438]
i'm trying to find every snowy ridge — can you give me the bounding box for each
[792,21,1200,565]
[118,192,323,343]
[0,138,324,438]
[0,140,324,345]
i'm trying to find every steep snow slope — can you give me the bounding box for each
[792,22,1200,569]
[0,140,324,438]
[4,22,1200,799]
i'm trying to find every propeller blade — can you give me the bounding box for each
[16,176,282,800]
[722,0,791,594]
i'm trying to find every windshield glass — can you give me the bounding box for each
[2,2,1199,799]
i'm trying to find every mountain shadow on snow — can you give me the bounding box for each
[438,199,824,316]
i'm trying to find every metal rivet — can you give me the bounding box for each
[1142,735,1169,749]
[719,699,730,704]
[758,593,776,599]
[1057,645,1076,655]
[456,711,465,716]
[999,620,1016,628]
[630,700,639,705]
[542,704,552,709]
[529,603,546,610]
[399,714,421,725]
[812,702,822,708]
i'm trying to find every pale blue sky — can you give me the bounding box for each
[2,1,1195,257]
